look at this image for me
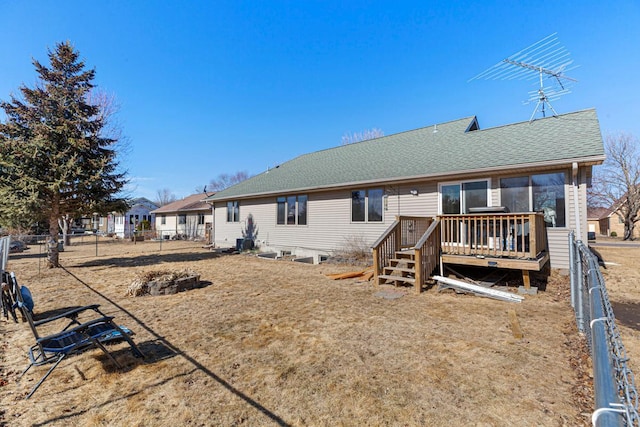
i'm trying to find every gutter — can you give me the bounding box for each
[573,162,582,241]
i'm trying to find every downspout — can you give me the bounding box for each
[572,162,582,241]
[211,202,215,246]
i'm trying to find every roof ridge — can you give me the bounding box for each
[269,116,477,168]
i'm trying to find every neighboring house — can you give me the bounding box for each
[151,193,213,240]
[206,109,605,270]
[587,206,612,237]
[593,201,640,239]
[112,198,159,238]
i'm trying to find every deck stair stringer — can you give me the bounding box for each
[378,250,417,287]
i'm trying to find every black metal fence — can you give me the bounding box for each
[570,232,640,426]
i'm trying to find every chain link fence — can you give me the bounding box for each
[570,232,640,426]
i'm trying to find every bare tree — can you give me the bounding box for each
[341,128,384,145]
[208,171,250,191]
[590,132,640,240]
[155,189,177,206]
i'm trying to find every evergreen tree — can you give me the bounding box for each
[0,41,128,267]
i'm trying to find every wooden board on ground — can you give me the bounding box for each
[358,271,374,282]
[326,270,368,280]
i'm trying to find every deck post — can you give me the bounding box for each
[373,247,380,288]
[522,270,531,289]
[414,248,422,294]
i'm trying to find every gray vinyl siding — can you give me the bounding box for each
[213,191,393,252]
[213,167,591,269]
[213,182,440,253]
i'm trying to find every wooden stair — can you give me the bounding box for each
[378,250,417,286]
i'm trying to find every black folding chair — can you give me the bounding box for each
[8,272,144,399]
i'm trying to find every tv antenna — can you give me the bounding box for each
[469,33,578,122]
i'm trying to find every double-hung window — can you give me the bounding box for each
[227,201,239,223]
[178,214,187,225]
[351,189,383,222]
[277,195,307,225]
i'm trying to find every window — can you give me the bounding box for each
[532,173,566,227]
[161,214,166,225]
[178,214,186,225]
[287,195,296,225]
[352,189,383,222]
[500,172,566,227]
[297,195,307,225]
[198,213,205,225]
[227,201,239,222]
[277,197,286,225]
[439,180,489,214]
[277,195,307,225]
[500,177,529,213]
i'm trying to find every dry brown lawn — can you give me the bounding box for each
[3,237,634,426]
[593,244,640,378]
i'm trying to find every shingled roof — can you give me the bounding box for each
[151,193,211,214]
[208,109,604,202]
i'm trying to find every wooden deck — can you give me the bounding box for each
[372,213,549,293]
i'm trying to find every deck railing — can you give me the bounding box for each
[372,216,433,285]
[439,212,548,259]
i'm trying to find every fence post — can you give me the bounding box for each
[575,239,585,333]
[569,231,576,309]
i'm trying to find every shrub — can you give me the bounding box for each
[332,235,373,265]
[610,231,618,237]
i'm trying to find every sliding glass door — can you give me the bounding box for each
[440,180,489,214]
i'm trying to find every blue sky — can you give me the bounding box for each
[1,1,638,200]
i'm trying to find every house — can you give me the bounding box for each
[150,193,213,240]
[587,206,612,237]
[112,198,158,238]
[205,109,605,285]
[591,194,640,239]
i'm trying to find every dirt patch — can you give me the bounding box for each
[0,239,595,426]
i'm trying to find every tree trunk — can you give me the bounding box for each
[47,194,60,268]
[625,221,636,241]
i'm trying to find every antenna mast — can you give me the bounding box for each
[469,33,578,121]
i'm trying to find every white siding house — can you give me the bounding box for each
[151,193,213,240]
[113,198,158,238]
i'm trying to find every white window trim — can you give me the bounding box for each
[350,188,384,223]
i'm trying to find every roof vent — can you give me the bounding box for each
[465,117,480,132]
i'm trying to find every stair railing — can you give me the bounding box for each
[413,218,441,294]
[372,216,434,287]
[372,219,401,286]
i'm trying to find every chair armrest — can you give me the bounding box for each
[34,304,102,327]
[35,316,116,344]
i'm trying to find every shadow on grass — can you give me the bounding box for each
[74,250,229,268]
[36,266,289,427]
[611,301,640,331]
[8,252,46,260]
